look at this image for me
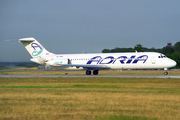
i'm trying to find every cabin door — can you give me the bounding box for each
[151,56,156,64]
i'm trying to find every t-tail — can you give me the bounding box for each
[19,37,54,64]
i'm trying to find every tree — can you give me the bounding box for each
[171,51,180,68]
[134,44,144,52]
[161,46,174,55]
[173,42,180,53]
[102,49,111,53]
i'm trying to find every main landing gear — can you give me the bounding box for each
[86,70,99,75]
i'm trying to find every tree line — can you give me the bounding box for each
[102,42,180,68]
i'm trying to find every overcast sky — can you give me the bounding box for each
[1,0,180,62]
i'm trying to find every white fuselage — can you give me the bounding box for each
[18,37,177,75]
[44,52,176,70]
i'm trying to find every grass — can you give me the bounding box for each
[1,68,180,75]
[0,77,180,120]
[97,116,157,120]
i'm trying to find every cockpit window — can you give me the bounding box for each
[158,54,166,58]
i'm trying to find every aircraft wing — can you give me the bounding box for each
[61,64,111,70]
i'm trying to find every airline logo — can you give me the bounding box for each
[31,43,43,56]
[87,55,148,64]
[54,61,63,65]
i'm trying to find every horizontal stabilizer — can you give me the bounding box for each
[19,37,35,42]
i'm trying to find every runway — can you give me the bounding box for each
[0,74,180,78]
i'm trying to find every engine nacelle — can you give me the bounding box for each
[46,59,70,66]
[31,57,53,65]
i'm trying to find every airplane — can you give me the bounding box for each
[18,37,176,75]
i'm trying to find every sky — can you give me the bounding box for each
[1,0,180,62]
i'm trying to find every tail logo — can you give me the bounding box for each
[31,43,43,56]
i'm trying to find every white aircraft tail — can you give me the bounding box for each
[19,37,54,64]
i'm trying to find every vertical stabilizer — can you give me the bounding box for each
[19,37,53,64]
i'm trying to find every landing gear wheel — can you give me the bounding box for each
[164,71,168,75]
[86,70,91,75]
[93,70,99,75]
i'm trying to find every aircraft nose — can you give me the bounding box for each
[170,59,177,67]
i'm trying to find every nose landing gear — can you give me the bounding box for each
[164,68,168,75]
[164,71,168,75]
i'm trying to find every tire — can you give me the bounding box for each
[164,71,168,75]
[86,70,91,75]
[93,70,99,75]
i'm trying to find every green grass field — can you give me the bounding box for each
[1,68,180,75]
[0,77,180,120]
